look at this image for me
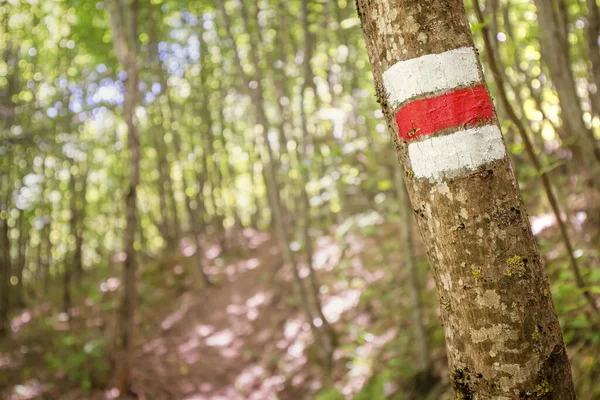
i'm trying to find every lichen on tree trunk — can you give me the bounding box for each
[355,0,575,398]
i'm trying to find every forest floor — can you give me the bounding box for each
[0,228,400,400]
[2,198,599,400]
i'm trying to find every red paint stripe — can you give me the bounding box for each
[395,85,494,141]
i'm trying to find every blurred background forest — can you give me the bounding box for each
[1,0,599,399]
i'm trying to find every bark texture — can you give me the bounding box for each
[355,0,575,398]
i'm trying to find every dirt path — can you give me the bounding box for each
[1,231,318,400]
[130,232,312,400]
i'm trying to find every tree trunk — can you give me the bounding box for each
[63,256,72,320]
[355,1,575,398]
[299,0,337,355]
[43,216,51,294]
[586,0,600,112]
[147,11,182,250]
[197,27,225,246]
[393,162,432,380]
[106,0,140,393]
[39,157,51,294]
[35,215,43,285]
[14,211,27,308]
[534,0,600,183]
[156,54,185,240]
[151,128,173,246]
[73,165,88,283]
[1,25,15,337]
[64,165,78,314]
[216,87,243,231]
[119,43,139,399]
[217,0,277,228]
[0,193,10,337]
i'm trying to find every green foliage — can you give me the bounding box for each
[44,334,110,391]
[354,369,391,400]
[389,357,416,379]
[315,387,344,400]
[469,13,493,34]
[316,370,392,400]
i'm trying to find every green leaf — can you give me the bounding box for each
[470,14,493,33]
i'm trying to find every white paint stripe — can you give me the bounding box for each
[383,47,481,108]
[408,125,506,180]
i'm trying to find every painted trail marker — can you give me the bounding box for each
[383,46,506,180]
[382,47,481,108]
[395,85,495,140]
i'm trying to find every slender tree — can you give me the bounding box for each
[355,0,575,397]
[105,0,140,393]
[299,0,337,353]
[0,166,10,337]
[534,0,600,185]
[585,0,600,110]
[393,162,433,387]
[14,207,28,308]
[0,26,17,336]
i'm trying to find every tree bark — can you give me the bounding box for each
[355,1,575,398]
